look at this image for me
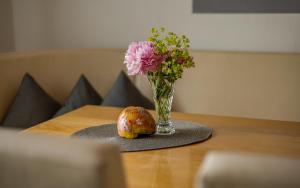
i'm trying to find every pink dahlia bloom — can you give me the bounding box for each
[124,41,163,75]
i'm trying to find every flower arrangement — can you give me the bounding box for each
[124,27,195,135]
[125,27,195,81]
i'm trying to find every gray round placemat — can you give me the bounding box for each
[71,120,212,152]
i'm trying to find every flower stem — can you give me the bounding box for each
[147,74,174,124]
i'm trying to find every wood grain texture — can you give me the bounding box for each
[25,105,300,188]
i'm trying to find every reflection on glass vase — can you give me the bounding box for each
[148,75,175,135]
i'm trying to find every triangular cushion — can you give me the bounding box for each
[102,71,154,109]
[53,75,103,117]
[1,73,61,129]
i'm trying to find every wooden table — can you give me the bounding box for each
[25,105,300,188]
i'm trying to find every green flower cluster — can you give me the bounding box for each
[148,27,195,82]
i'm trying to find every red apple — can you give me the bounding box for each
[117,106,156,139]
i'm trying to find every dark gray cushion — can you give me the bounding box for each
[102,71,154,109]
[53,75,103,117]
[1,73,61,129]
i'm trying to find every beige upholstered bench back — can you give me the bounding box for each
[0,49,299,122]
[0,49,125,121]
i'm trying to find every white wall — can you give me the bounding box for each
[0,0,14,52]
[12,0,48,50]
[12,0,300,53]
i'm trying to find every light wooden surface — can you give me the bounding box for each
[25,105,300,188]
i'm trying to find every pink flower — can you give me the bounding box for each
[124,41,164,75]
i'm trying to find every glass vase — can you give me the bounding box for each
[147,75,175,135]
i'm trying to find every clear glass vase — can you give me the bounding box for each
[147,75,175,135]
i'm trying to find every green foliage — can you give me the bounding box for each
[148,27,195,82]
